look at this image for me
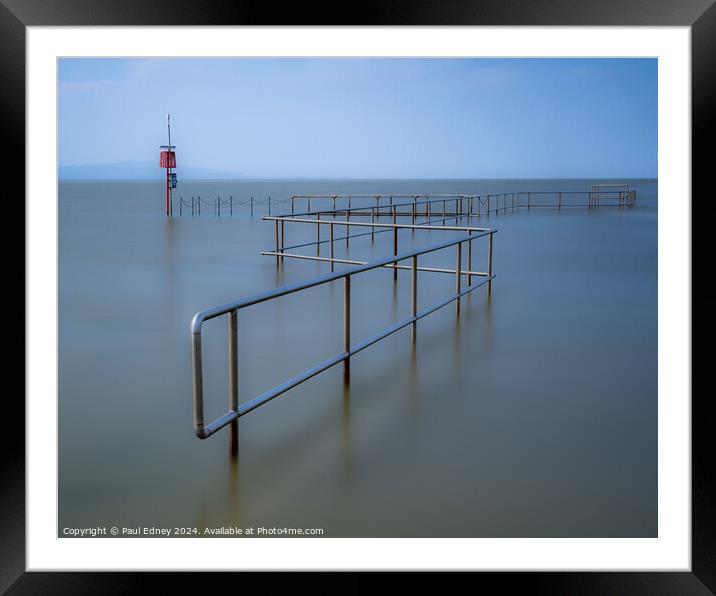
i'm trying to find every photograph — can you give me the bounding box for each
[57,56,658,539]
[1,0,714,590]
[11,11,704,587]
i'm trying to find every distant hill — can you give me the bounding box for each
[58,161,245,180]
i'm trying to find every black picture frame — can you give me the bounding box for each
[6,1,709,592]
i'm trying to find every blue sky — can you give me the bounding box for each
[58,57,657,179]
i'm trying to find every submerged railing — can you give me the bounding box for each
[190,183,636,452]
[191,226,495,454]
[288,189,636,215]
[263,203,493,278]
[177,195,288,216]
[174,186,636,218]
[261,190,634,276]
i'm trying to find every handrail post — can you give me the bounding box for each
[411,255,418,344]
[343,275,351,384]
[191,324,205,438]
[487,232,494,294]
[467,230,473,286]
[393,225,398,281]
[316,214,321,256]
[329,222,334,272]
[371,206,375,242]
[280,220,285,262]
[228,310,238,456]
[346,208,350,249]
[274,219,279,266]
[455,242,462,315]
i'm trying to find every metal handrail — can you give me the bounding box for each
[190,184,636,451]
[288,190,636,216]
[263,213,492,278]
[285,196,476,219]
[191,228,496,451]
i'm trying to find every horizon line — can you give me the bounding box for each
[58,175,658,181]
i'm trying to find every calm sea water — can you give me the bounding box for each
[58,178,657,537]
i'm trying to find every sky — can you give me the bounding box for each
[58,57,657,179]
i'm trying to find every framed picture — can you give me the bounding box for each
[11,0,708,592]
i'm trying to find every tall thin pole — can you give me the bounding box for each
[393,225,398,281]
[467,230,472,286]
[329,222,334,272]
[275,219,279,266]
[411,255,418,344]
[164,114,174,216]
[487,233,493,294]
[228,310,238,457]
[455,243,462,315]
[166,114,172,216]
[316,214,321,256]
[343,276,351,384]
